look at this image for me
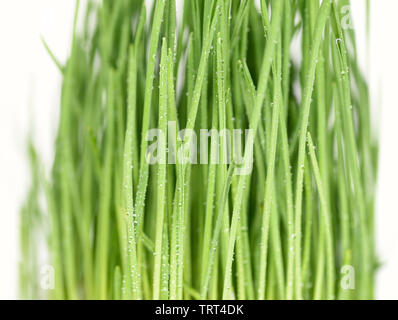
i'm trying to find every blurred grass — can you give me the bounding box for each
[20,0,378,300]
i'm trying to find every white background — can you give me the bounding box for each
[0,0,397,300]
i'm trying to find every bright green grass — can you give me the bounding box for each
[20,0,378,300]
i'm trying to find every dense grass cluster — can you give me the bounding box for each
[20,0,378,300]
